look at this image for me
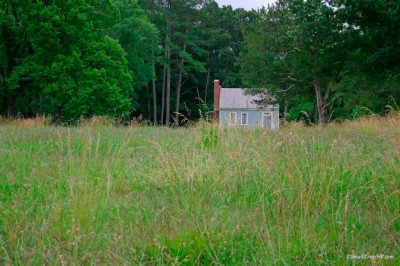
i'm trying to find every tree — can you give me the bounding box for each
[139,0,209,125]
[111,0,159,121]
[333,0,400,115]
[138,0,258,124]
[240,0,400,125]
[0,0,160,121]
[239,0,357,126]
[199,3,258,100]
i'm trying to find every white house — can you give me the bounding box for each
[213,80,279,129]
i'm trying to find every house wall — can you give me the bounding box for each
[219,109,279,129]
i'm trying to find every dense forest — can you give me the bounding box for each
[1,0,399,125]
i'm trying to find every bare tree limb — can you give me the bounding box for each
[324,93,345,108]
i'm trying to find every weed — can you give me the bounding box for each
[0,117,399,264]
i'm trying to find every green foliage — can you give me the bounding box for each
[41,38,133,121]
[199,124,219,148]
[239,0,400,125]
[287,102,314,121]
[200,4,258,88]
[0,0,153,121]
[2,0,398,124]
[239,0,353,125]
[111,0,159,93]
[137,0,256,123]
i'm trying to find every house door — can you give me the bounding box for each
[262,112,272,129]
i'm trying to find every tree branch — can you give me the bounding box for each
[324,87,331,102]
[323,93,345,108]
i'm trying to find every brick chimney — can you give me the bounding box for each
[213,80,221,123]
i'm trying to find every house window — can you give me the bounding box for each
[262,112,272,129]
[229,112,236,124]
[241,112,248,125]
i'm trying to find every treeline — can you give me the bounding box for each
[0,0,156,122]
[1,0,399,125]
[136,0,257,125]
[0,0,252,124]
[240,0,400,126]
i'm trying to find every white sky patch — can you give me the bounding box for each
[215,0,277,10]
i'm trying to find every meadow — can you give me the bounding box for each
[0,116,399,265]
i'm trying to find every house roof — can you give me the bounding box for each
[220,88,272,110]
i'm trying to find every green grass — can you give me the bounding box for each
[0,117,399,265]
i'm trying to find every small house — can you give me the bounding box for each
[213,80,279,129]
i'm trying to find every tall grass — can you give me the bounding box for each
[0,116,399,265]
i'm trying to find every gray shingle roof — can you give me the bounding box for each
[219,88,266,109]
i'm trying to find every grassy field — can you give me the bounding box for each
[0,116,399,265]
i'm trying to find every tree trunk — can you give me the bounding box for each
[204,67,210,104]
[151,45,157,124]
[152,78,157,125]
[314,84,329,127]
[283,101,288,124]
[0,72,4,115]
[166,57,171,126]
[174,68,183,124]
[55,106,61,125]
[146,85,151,120]
[161,64,166,125]
[174,43,186,123]
[381,103,386,116]
[160,23,169,125]
[39,93,43,113]
[165,19,171,126]
[7,104,12,117]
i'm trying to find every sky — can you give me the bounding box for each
[215,0,276,10]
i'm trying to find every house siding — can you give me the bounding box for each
[219,109,279,129]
